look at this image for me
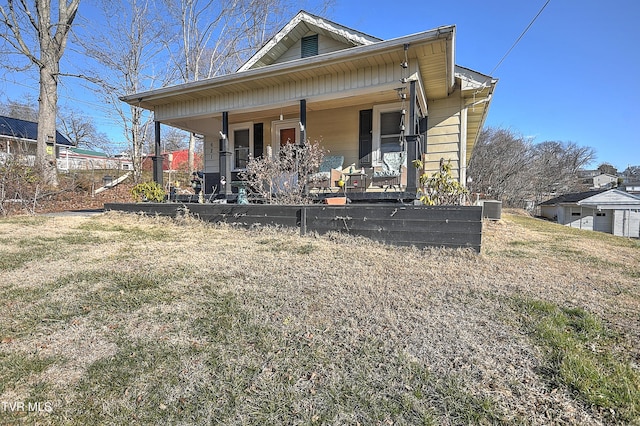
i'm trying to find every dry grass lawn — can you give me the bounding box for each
[0,210,638,425]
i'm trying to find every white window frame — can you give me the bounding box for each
[229,122,253,171]
[372,102,404,166]
[271,118,301,157]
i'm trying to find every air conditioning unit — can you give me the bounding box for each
[479,200,502,220]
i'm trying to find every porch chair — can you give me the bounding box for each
[307,155,344,192]
[372,151,406,191]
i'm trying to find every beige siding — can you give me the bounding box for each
[202,105,367,172]
[155,63,403,122]
[425,97,462,179]
[306,105,361,167]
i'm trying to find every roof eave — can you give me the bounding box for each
[120,25,456,110]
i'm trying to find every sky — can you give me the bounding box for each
[1,0,638,171]
[330,0,640,171]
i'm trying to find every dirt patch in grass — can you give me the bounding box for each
[0,211,638,424]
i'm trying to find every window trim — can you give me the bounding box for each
[229,122,253,171]
[372,102,404,166]
[271,118,301,157]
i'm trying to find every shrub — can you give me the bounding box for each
[130,181,166,202]
[240,141,325,204]
[414,158,468,205]
[0,157,42,216]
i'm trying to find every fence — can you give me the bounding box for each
[104,203,483,252]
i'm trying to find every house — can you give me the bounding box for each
[538,189,640,238]
[58,147,134,171]
[120,11,497,199]
[141,149,202,172]
[0,115,74,165]
[620,181,640,195]
[591,173,618,189]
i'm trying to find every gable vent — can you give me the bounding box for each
[301,34,318,58]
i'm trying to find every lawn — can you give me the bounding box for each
[0,211,638,425]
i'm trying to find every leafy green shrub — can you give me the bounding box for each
[413,158,468,205]
[130,181,166,202]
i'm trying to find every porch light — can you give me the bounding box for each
[219,130,227,140]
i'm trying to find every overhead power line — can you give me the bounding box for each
[489,0,551,76]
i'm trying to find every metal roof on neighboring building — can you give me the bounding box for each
[0,115,74,146]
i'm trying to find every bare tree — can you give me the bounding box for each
[597,162,617,176]
[57,107,111,151]
[468,127,595,208]
[529,141,595,202]
[468,127,533,205]
[0,97,39,121]
[163,0,334,173]
[0,0,80,186]
[77,0,167,183]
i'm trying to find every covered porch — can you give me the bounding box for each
[121,12,495,204]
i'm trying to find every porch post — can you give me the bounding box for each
[405,80,419,196]
[298,99,307,192]
[219,111,232,199]
[153,121,163,186]
[299,99,307,144]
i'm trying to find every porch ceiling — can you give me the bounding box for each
[121,26,455,113]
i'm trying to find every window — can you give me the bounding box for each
[301,34,318,58]
[230,123,253,170]
[234,129,250,169]
[571,212,582,216]
[380,111,403,155]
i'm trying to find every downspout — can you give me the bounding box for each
[460,105,468,187]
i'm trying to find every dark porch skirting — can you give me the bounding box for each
[104,203,483,252]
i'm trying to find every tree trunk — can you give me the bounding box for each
[37,54,59,187]
[130,105,144,183]
[188,133,195,173]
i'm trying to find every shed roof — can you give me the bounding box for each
[538,190,606,206]
[0,115,73,146]
[539,189,640,209]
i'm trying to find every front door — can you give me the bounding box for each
[272,119,300,156]
[280,127,296,146]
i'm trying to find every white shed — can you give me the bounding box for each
[539,189,640,238]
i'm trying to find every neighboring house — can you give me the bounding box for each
[120,11,497,197]
[0,115,74,164]
[620,181,640,195]
[58,147,133,171]
[141,149,202,171]
[591,173,618,189]
[577,169,600,179]
[539,189,640,238]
